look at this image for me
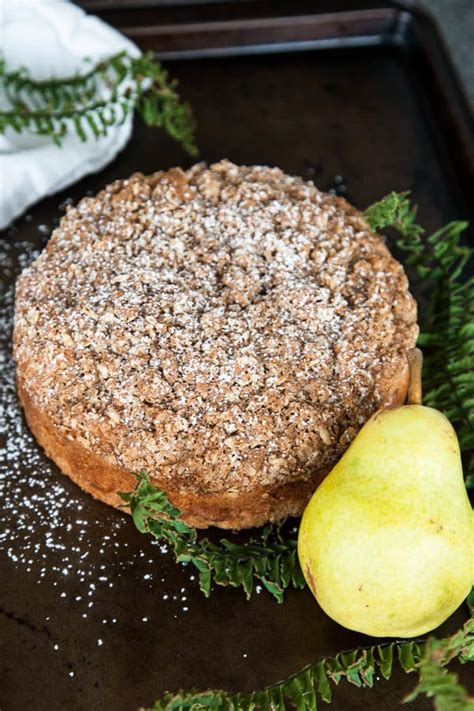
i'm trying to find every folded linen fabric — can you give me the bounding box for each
[0,0,139,229]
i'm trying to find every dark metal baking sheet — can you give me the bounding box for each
[1,3,473,709]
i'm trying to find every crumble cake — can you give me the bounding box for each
[13,161,418,528]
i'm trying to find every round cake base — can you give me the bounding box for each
[17,368,409,529]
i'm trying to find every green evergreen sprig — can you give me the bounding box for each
[143,616,474,711]
[364,190,425,243]
[364,193,474,486]
[0,51,197,155]
[120,472,305,603]
[404,619,474,710]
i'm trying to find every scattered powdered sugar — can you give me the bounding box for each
[0,237,193,636]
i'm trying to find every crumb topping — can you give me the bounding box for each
[14,161,418,494]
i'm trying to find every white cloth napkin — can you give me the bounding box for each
[0,0,139,229]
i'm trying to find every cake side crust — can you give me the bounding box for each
[17,361,409,529]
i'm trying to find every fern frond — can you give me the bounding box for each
[404,618,474,711]
[142,616,473,711]
[364,193,474,485]
[363,191,424,243]
[0,51,197,155]
[120,473,305,603]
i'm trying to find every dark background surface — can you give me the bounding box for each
[76,0,474,104]
[424,0,474,104]
[1,4,473,711]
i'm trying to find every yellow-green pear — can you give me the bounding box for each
[298,349,474,638]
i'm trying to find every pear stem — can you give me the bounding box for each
[407,348,423,405]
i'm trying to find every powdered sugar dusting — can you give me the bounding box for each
[0,238,193,628]
[13,161,418,514]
